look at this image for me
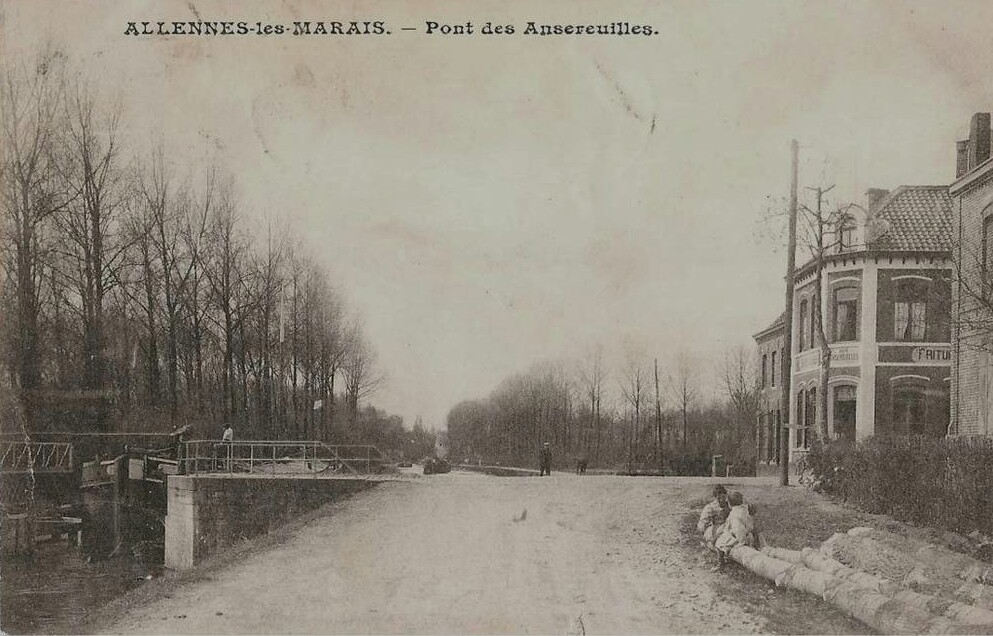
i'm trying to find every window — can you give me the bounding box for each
[893,386,926,435]
[804,387,816,449]
[984,214,993,298]
[755,413,769,461]
[798,300,808,351]
[838,215,856,252]
[894,302,926,340]
[771,351,777,387]
[774,409,781,463]
[833,385,857,441]
[795,388,814,450]
[894,279,928,341]
[795,391,805,448]
[761,354,768,388]
[763,410,776,462]
[834,287,859,342]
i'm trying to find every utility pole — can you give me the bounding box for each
[654,357,663,472]
[781,139,799,487]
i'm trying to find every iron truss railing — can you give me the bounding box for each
[0,441,74,473]
[180,440,387,476]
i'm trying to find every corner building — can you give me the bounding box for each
[950,112,993,435]
[753,313,785,471]
[788,186,952,461]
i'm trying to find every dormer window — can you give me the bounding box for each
[838,214,857,252]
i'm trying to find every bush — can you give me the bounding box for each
[807,435,993,536]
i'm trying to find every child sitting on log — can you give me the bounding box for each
[697,484,730,552]
[713,491,756,571]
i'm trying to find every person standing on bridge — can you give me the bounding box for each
[538,442,552,476]
[221,424,234,471]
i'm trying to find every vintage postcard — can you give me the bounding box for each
[3,1,993,634]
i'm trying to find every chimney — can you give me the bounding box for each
[866,188,889,212]
[956,139,971,178]
[969,112,991,170]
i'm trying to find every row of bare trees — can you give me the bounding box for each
[446,348,759,474]
[1,49,384,440]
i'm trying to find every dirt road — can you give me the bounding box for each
[99,472,860,634]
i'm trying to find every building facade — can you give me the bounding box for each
[787,186,952,460]
[753,313,784,468]
[950,112,993,436]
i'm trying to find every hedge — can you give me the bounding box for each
[806,435,993,536]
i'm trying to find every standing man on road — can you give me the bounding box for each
[539,442,552,476]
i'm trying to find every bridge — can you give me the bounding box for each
[0,436,393,567]
[166,439,392,569]
[0,441,73,474]
[179,439,388,476]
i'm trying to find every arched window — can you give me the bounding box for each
[761,354,768,388]
[771,350,777,387]
[795,390,805,448]
[795,388,814,449]
[803,387,816,449]
[838,214,857,252]
[893,386,926,434]
[833,384,857,441]
[798,300,808,351]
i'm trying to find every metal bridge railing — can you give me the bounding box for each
[0,441,73,473]
[179,440,387,476]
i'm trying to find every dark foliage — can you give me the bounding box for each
[807,435,993,535]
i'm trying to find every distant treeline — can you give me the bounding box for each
[446,352,759,475]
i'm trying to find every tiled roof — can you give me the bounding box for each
[867,186,952,252]
[753,311,786,340]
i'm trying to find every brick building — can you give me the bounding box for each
[950,112,993,435]
[787,186,952,461]
[753,313,784,468]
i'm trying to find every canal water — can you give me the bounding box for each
[1,542,161,634]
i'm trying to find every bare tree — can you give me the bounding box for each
[619,352,647,471]
[720,345,759,466]
[577,346,606,464]
[668,351,698,455]
[343,324,384,428]
[653,357,663,471]
[796,186,864,443]
[0,49,68,399]
[202,183,249,420]
[56,79,126,390]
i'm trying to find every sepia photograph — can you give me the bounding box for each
[3,0,993,633]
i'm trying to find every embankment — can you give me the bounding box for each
[165,474,379,569]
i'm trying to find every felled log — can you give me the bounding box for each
[761,546,803,563]
[956,583,993,612]
[894,589,953,616]
[732,545,793,581]
[824,528,993,599]
[801,546,897,594]
[731,544,993,634]
[944,602,993,627]
[776,563,837,599]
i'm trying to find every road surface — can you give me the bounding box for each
[98,471,830,634]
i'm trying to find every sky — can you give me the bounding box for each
[4,0,993,430]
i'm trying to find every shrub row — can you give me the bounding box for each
[807,435,993,536]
